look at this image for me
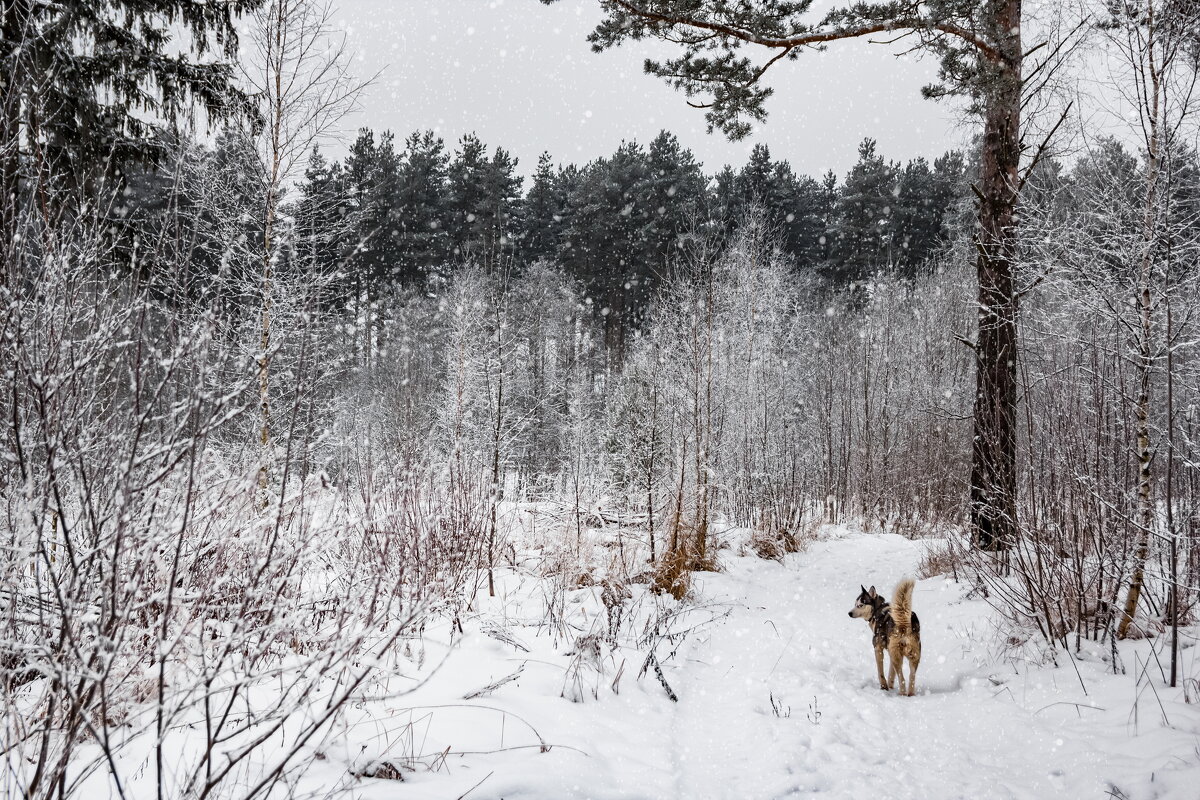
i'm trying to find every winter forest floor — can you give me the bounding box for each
[254,527,1200,800]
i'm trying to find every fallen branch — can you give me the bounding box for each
[463,665,525,700]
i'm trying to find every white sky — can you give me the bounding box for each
[333,0,970,181]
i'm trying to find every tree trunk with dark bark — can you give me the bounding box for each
[970,0,1023,551]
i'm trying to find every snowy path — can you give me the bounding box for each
[656,534,1108,799]
[626,533,1122,800]
[333,531,1200,800]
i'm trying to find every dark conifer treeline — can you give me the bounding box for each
[126,129,968,357]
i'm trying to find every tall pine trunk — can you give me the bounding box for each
[970,0,1023,551]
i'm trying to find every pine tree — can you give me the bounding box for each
[736,143,775,204]
[711,165,740,234]
[480,147,524,267]
[111,134,188,284]
[550,163,583,262]
[892,157,941,278]
[715,145,772,246]
[447,133,490,260]
[467,145,524,269]
[183,129,264,302]
[446,134,523,269]
[640,130,707,280]
[779,171,831,271]
[292,145,351,301]
[0,0,259,236]
[1064,138,1141,281]
[521,152,570,264]
[395,130,451,282]
[833,139,897,285]
[342,127,377,291]
[343,128,403,290]
[817,170,839,264]
[720,144,827,271]
[562,141,651,358]
[887,150,968,276]
[931,150,968,242]
[1164,142,1200,279]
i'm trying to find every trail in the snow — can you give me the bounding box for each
[329,531,1200,800]
[666,534,1084,800]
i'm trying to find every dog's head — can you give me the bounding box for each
[848,585,879,620]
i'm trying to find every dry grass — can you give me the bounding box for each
[651,521,723,600]
[916,537,967,580]
[747,517,815,562]
[652,543,694,600]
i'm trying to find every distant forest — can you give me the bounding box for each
[119,130,968,355]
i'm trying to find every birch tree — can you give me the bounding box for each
[1096,0,1200,640]
[243,0,365,505]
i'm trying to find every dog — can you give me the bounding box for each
[848,578,921,696]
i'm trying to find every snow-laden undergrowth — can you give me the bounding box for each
[45,523,1196,800]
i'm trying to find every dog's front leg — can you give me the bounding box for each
[874,645,887,690]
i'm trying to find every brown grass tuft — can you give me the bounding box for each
[747,518,813,561]
[651,522,722,599]
[652,543,693,600]
[917,538,966,580]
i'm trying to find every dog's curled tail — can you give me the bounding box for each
[890,577,915,632]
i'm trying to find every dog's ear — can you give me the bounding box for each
[860,584,867,595]
[868,586,877,598]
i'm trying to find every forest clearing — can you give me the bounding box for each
[5,1,1200,798]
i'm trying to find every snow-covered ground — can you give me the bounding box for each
[286,528,1200,800]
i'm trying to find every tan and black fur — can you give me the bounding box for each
[848,579,921,696]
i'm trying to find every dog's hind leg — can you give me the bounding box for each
[906,651,920,697]
[889,651,905,695]
[875,646,888,690]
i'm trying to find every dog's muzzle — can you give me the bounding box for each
[847,611,854,618]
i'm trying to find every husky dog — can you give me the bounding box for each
[848,579,921,696]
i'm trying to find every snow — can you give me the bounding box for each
[285,528,1200,800]
[40,522,1200,799]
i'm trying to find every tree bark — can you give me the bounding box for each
[1118,13,1162,638]
[257,0,287,509]
[488,360,503,598]
[970,1,1023,551]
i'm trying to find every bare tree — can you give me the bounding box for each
[242,0,367,506]
[1096,0,1200,641]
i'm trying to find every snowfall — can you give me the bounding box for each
[72,525,1200,799]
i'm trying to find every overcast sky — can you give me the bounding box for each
[333,0,969,181]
